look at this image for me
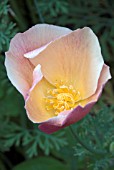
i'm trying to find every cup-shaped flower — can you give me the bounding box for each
[5,24,111,134]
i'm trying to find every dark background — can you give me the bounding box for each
[0,0,114,170]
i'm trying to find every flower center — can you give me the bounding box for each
[45,83,81,115]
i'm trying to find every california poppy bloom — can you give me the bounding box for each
[5,24,111,134]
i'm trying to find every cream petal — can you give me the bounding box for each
[39,65,111,134]
[25,65,55,123]
[28,27,104,99]
[80,64,111,106]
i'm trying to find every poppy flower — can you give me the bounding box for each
[5,24,111,134]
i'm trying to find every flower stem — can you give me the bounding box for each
[69,125,107,156]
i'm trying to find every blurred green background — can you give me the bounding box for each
[0,0,114,170]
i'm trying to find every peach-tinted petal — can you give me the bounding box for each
[5,51,33,98]
[25,65,55,123]
[39,64,111,134]
[28,27,104,99]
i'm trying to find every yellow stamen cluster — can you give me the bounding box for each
[45,83,81,115]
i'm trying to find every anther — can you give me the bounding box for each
[45,83,81,115]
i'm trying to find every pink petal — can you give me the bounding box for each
[24,44,49,59]
[39,103,94,134]
[22,24,72,53]
[5,32,34,98]
[39,64,111,134]
[23,24,72,66]
[5,51,33,98]
[5,24,71,97]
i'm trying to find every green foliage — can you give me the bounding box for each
[38,0,68,17]
[0,0,17,51]
[73,105,114,170]
[0,1,68,169]
[93,158,111,170]
[0,0,114,170]
[0,118,67,157]
[0,0,9,16]
[13,157,69,170]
